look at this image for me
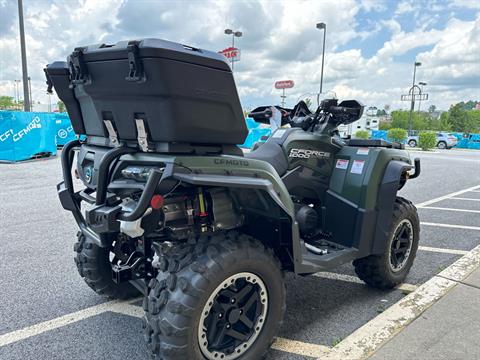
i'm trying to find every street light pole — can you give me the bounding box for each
[17,0,31,112]
[408,61,421,135]
[224,29,242,71]
[316,22,326,106]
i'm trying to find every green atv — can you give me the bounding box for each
[46,38,420,359]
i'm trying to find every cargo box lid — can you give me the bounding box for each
[76,38,231,71]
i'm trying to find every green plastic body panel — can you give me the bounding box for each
[329,146,411,209]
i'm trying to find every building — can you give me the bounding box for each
[338,106,381,137]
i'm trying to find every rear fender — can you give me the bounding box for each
[169,155,300,270]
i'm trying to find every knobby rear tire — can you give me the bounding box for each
[143,231,286,360]
[74,232,140,299]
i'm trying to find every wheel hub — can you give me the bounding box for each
[389,219,414,272]
[198,272,268,360]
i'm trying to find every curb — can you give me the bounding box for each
[321,244,480,359]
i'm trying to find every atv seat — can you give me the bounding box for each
[245,141,289,176]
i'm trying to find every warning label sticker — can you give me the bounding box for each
[351,160,365,174]
[357,148,369,155]
[335,159,349,169]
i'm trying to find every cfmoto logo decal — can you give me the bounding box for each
[58,129,68,139]
[289,148,331,159]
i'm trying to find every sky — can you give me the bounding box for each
[0,0,479,111]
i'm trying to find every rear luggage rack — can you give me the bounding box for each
[347,139,404,149]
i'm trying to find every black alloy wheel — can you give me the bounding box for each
[389,219,414,272]
[198,272,268,359]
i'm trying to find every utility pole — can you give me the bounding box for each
[407,62,421,135]
[17,0,31,112]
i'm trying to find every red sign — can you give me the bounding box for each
[219,47,241,61]
[275,80,295,89]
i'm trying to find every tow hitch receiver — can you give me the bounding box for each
[112,256,146,284]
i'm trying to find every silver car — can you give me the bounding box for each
[408,132,458,149]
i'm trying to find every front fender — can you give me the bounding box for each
[371,160,414,254]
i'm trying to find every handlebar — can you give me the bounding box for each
[249,109,271,117]
[329,106,358,115]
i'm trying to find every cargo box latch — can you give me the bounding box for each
[125,41,145,82]
[69,48,89,84]
[135,119,150,152]
[103,120,120,147]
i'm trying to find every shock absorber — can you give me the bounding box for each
[197,187,209,231]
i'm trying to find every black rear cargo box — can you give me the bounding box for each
[45,38,247,149]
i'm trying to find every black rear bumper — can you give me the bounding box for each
[58,140,170,247]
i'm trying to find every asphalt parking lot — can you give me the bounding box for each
[0,148,479,360]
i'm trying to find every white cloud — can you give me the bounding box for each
[0,0,478,111]
[417,16,480,92]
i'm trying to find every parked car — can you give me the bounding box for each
[407,133,458,149]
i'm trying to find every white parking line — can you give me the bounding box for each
[109,302,144,318]
[106,302,332,358]
[0,300,119,347]
[418,245,468,255]
[396,283,418,293]
[271,337,331,358]
[416,184,480,207]
[313,272,364,284]
[421,222,480,231]
[420,206,480,214]
[322,244,480,360]
[450,197,480,202]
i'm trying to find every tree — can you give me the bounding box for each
[57,100,66,112]
[0,96,15,109]
[384,104,390,114]
[438,112,452,131]
[388,128,407,143]
[448,103,469,132]
[390,110,409,129]
[390,110,439,131]
[428,105,436,113]
[458,100,478,110]
[354,130,369,139]
[418,131,437,151]
[466,110,480,133]
[378,121,391,130]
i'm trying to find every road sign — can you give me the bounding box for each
[275,80,295,89]
[401,94,428,101]
[219,47,241,62]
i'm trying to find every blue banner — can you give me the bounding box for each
[53,112,77,146]
[0,111,58,162]
[239,118,272,149]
